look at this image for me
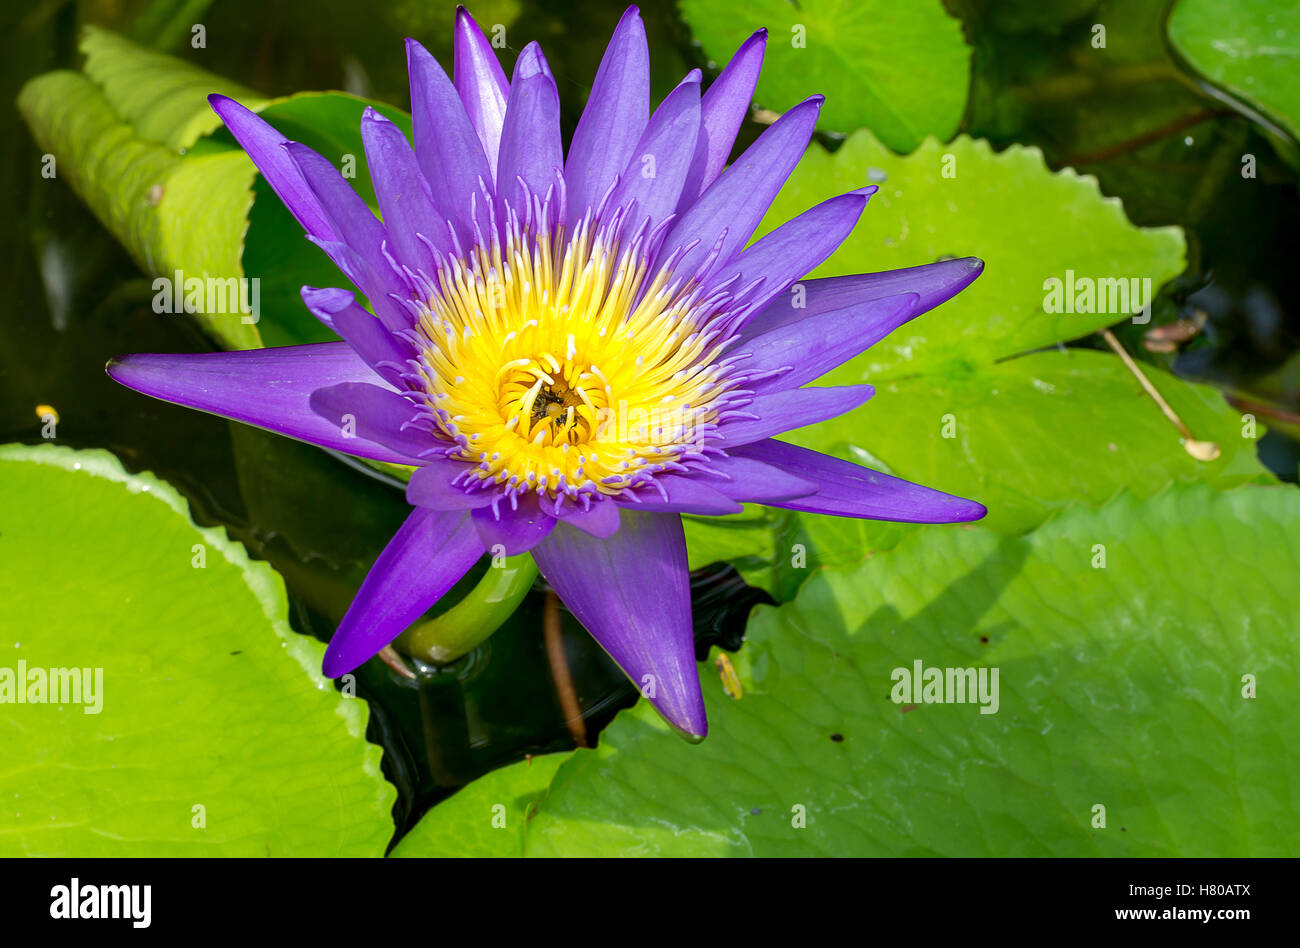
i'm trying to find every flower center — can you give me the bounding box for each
[411,209,739,500]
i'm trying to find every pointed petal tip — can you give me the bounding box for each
[322,639,374,680]
[515,41,547,78]
[207,92,250,122]
[923,256,984,307]
[321,648,355,681]
[105,352,150,387]
[104,351,165,388]
[908,490,987,525]
[674,722,708,744]
[652,695,708,742]
[404,36,430,65]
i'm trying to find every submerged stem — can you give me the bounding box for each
[544,590,589,748]
[397,555,538,665]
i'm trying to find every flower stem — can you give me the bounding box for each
[544,590,588,747]
[396,555,538,665]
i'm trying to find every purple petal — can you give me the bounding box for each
[496,42,563,214]
[360,107,447,270]
[453,6,510,179]
[694,453,817,503]
[741,256,985,339]
[407,461,495,510]
[707,187,874,315]
[471,492,556,554]
[208,94,334,241]
[552,496,622,538]
[308,381,431,459]
[284,142,412,332]
[660,96,822,279]
[407,38,494,241]
[564,6,650,225]
[615,475,742,515]
[739,292,919,393]
[323,507,481,677]
[608,75,701,241]
[301,235,410,334]
[532,510,706,740]
[106,343,417,465]
[718,384,876,446]
[283,142,386,268]
[300,286,411,387]
[681,29,766,203]
[734,440,987,523]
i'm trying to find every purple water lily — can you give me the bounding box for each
[108,5,986,739]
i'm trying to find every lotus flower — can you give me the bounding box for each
[108,5,986,739]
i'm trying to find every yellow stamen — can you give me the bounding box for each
[414,218,733,497]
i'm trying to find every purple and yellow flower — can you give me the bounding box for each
[108,6,986,739]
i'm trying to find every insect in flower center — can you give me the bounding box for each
[409,201,744,501]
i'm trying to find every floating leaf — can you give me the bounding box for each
[503,485,1300,856]
[759,133,1187,382]
[0,444,394,856]
[80,25,266,150]
[1169,0,1300,162]
[679,0,970,148]
[17,68,263,349]
[686,133,1238,593]
[392,753,568,857]
[787,348,1275,535]
[16,27,411,350]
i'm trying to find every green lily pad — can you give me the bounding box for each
[16,27,411,350]
[500,484,1300,856]
[237,94,414,348]
[686,501,917,603]
[760,132,1187,382]
[391,753,568,857]
[686,132,1260,597]
[788,348,1275,535]
[1169,0,1300,160]
[17,67,263,349]
[80,25,267,150]
[0,444,394,856]
[692,347,1272,598]
[679,0,970,149]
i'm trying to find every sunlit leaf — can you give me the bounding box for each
[679,0,970,148]
[0,444,395,856]
[493,485,1300,856]
[1169,0,1300,165]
